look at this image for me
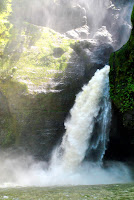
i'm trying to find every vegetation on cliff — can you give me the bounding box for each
[109,7,134,128]
[0,0,75,148]
[0,0,12,58]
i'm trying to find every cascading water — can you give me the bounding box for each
[0,64,131,187]
[0,0,133,187]
[51,65,111,171]
[85,77,111,163]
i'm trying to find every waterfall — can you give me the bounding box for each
[0,0,133,187]
[51,65,111,170]
[0,55,131,188]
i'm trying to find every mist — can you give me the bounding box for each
[12,0,133,49]
[0,151,132,187]
[0,0,133,188]
[0,65,132,188]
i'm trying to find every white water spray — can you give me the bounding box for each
[52,65,111,170]
[0,66,132,187]
[0,0,133,187]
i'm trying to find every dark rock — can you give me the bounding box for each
[107,6,134,161]
[0,32,114,160]
[105,104,134,161]
[53,48,65,58]
[66,25,90,39]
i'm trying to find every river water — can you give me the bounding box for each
[0,184,134,200]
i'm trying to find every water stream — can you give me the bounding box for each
[0,0,133,187]
[51,65,111,170]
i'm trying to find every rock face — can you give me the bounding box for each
[108,7,134,161]
[0,0,133,160]
[11,0,87,33]
[109,7,134,130]
[0,26,113,159]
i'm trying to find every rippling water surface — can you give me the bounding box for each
[0,184,134,200]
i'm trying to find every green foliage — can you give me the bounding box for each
[109,42,134,113]
[131,6,134,25]
[0,0,12,55]
[0,115,15,147]
[0,0,7,12]
[109,6,134,127]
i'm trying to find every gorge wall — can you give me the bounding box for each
[0,0,133,161]
[107,6,134,161]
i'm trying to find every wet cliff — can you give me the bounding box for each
[0,0,133,160]
[0,0,114,159]
[107,6,134,161]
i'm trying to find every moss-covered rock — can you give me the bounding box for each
[0,0,79,155]
[0,0,13,56]
[0,0,76,151]
[0,0,114,158]
[109,6,134,129]
[1,23,75,91]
